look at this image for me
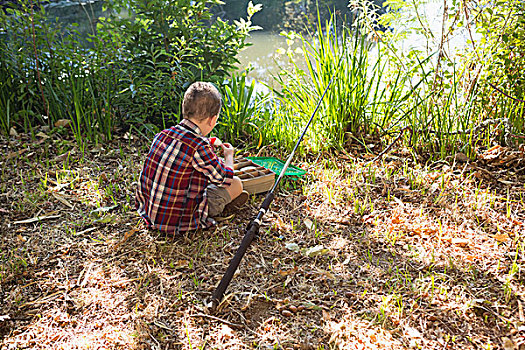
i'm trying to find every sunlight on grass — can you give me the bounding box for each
[4,264,137,349]
[325,308,404,349]
[1,132,523,349]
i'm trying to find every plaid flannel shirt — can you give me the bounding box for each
[136,119,234,234]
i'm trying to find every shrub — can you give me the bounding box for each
[267,14,417,153]
[0,0,258,140]
[476,0,525,144]
[98,0,259,130]
[215,69,268,149]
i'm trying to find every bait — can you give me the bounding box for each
[209,137,222,147]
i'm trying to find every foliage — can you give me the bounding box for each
[349,0,525,158]
[2,0,523,158]
[478,0,525,98]
[98,0,258,129]
[0,0,257,140]
[220,0,354,32]
[475,0,525,143]
[0,2,114,145]
[215,69,266,149]
[265,14,422,153]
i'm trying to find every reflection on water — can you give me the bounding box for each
[237,32,286,85]
[236,31,307,91]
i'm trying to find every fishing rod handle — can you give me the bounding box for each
[210,192,275,307]
[210,221,260,307]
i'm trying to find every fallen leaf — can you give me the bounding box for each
[90,205,119,216]
[302,302,322,311]
[52,192,74,209]
[6,149,27,160]
[370,333,377,343]
[98,172,108,184]
[53,152,71,162]
[278,267,298,276]
[76,227,97,235]
[322,309,330,321]
[487,144,501,153]
[470,298,490,308]
[285,243,300,252]
[36,131,50,139]
[93,215,116,224]
[334,217,351,225]
[173,260,189,269]
[110,228,138,251]
[502,337,516,350]
[454,152,469,162]
[54,119,71,128]
[304,218,314,230]
[302,245,329,257]
[451,238,469,247]
[319,270,336,280]
[493,233,509,243]
[281,309,293,317]
[9,127,18,137]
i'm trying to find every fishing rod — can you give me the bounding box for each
[210,40,346,312]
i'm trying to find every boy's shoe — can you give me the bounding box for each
[223,190,249,214]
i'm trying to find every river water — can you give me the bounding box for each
[236,31,300,86]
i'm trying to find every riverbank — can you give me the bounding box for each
[1,129,523,349]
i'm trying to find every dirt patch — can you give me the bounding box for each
[1,131,524,349]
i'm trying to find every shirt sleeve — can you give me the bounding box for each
[192,142,234,187]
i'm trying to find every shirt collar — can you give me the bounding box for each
[179,118,203,136]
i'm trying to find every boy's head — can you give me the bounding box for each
[182,82,222,122]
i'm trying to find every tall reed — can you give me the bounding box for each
[217,71,267,148]
[268,14,422,153]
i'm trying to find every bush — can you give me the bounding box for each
[98,0,258,130]
[476,0,525,144]
[0,0,257,140]
[215,69,268,149]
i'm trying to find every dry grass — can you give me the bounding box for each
[0,131,524,349]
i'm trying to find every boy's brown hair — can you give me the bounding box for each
[182,82,222,121]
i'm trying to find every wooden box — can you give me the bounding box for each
[234,157,275,194]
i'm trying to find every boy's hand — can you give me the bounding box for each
[221,143,235,169]
[221,143,234,156]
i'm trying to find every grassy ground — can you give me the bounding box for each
[0,128,524,349]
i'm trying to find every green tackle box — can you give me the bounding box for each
[246,157,306,179]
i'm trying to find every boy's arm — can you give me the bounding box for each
[192,143,234,186]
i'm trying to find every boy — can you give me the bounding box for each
[136,82,249,235]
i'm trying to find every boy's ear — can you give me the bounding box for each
[210,114,219,125]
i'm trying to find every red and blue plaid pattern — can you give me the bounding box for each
[136,119,233,234]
